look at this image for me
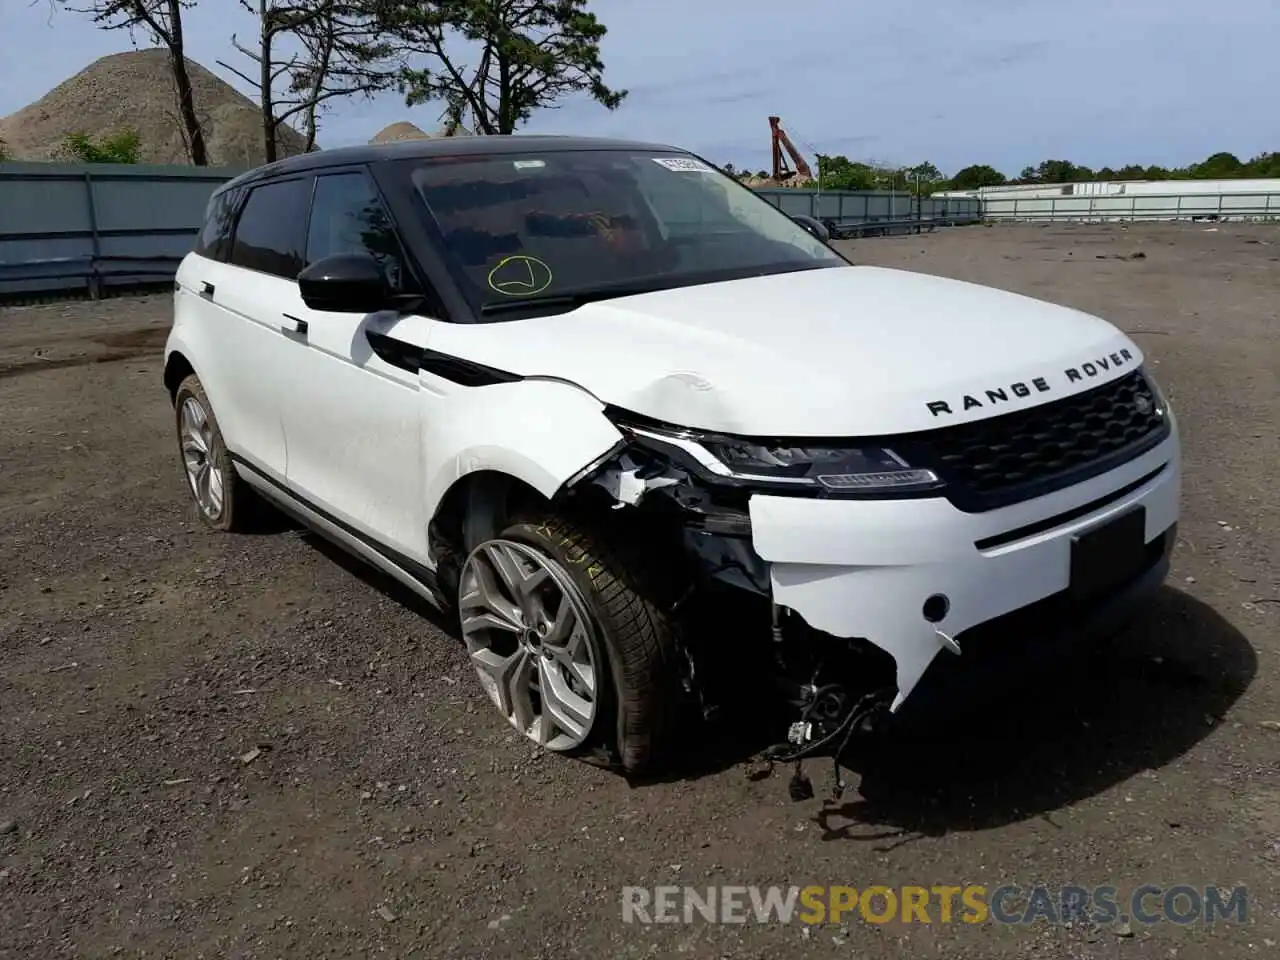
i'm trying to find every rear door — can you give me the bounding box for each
[275,168,433,565]
[204,175,315,483]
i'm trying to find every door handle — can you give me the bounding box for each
[281,313,309,336]
[199,281,215,299]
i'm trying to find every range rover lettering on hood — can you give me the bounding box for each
[925,347,1136,417]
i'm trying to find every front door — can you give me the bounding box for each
[275,168,433,567]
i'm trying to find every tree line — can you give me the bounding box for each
[32,0,626,165]
[722,151,1280,194]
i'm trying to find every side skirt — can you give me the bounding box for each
[229,454,449,613]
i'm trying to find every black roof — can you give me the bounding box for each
[219,134,687,193]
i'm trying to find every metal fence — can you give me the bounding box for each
[982,191,1280,222]
[6,162,1280,298]
[0,162,241,298]
[754,188,982,237]
[0,162,983,299]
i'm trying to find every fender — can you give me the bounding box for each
[420,375,624,527]
[163,322,246,460]
[163,325,212,408]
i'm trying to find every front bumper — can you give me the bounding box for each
[748,430,1181,711]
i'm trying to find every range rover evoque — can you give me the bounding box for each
[165,136,1181,774]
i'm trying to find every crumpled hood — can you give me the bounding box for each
[431,265,1144,436]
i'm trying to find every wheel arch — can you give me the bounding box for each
[163,349,197,402]
[426,453,623,599]
[420,377,626,587]
[429,469,549,559]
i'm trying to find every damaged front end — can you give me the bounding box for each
[560,408,939,785]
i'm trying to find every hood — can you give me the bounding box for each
[429,265,1144,437]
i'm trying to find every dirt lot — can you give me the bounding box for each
[1,223,1278,959]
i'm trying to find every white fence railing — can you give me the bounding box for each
[982,191,1280,222]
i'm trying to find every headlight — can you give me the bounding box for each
[701,440,939,491]
[618,420,942,496]
[1141,365,1170,417]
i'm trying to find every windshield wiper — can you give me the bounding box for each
[479,283,667,316]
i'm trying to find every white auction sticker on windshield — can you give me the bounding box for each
[652,157,714,173]
[513,159,546,170]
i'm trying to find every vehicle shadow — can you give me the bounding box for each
[810,586,1255,842]
[298,531,460,635]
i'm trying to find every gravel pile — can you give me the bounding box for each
[0,48,310,166]
[369,120,476,143]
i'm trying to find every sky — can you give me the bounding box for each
[2,0,1278,176]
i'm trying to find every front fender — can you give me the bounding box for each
[421,377,623,523]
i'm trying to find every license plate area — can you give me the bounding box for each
[1070,506,1148,601]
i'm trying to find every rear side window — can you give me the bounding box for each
[306,171,406,289]
[228,177,311,279]
[193,186,242,260]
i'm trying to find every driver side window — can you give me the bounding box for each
[306,171,407,290]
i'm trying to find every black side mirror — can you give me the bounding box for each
[791,214,831,243]
[298,253,390,313]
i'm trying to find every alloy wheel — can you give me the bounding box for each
[458,539,600,750]
[179,395,225,520]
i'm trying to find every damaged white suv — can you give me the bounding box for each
[165,136,1180,773]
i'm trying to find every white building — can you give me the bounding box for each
[936,177,1280,200]
[938,178,1280,222]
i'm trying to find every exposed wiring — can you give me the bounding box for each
[755,687,893,801]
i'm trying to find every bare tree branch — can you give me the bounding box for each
[215,58,259,89]
[219,0,403,161]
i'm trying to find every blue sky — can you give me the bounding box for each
[4,0,1277,175]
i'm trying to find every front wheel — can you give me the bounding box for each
[456,514,680,773]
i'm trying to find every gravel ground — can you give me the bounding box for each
[0,222,1277,959]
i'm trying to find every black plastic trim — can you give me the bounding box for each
[366,331,425,374]
[974,463,1168,550]
[363,332,522,385]
[419,348,524,386]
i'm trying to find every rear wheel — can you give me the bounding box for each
[457,513,679,773]
[173,375,258,532]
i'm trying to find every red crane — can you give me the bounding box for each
[769,116,813,181]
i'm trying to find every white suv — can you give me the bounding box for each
[165,136,1180,774]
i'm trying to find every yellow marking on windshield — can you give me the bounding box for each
[487,255,554,297]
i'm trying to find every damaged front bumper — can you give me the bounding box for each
[576,411,1180,718]
[749,431,1180,711]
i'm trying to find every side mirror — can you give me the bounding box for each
[298,253,390,313]
[791,214,831,243]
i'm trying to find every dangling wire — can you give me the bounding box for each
[755,687,893,801]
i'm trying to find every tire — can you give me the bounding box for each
[457,512,681,774]
[173,374,259,533]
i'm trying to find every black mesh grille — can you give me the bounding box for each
[896,370,1169,512]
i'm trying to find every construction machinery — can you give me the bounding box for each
[769,116,813,182]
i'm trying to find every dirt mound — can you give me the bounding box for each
[370,119,475,143]
[370,121,429,144]
[0,48,310,167]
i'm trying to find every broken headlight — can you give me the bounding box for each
[617,419,942,496]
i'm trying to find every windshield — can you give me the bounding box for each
[398,149,846,315]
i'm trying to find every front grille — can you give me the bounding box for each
[895,370,1169,512]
